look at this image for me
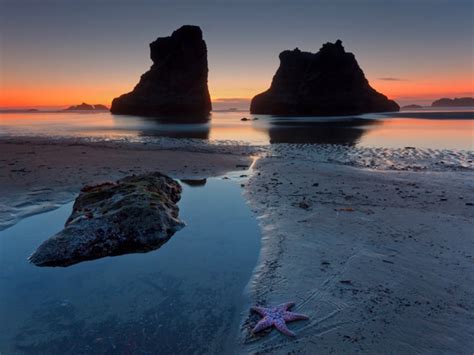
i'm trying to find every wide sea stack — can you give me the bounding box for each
[250,40,399,116]
[29,172,184,267]
[111,25,211,117]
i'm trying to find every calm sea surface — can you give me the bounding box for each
[1,109,473,149]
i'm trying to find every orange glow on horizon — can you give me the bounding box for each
[371,78,474,101]
[0,86,118,108]
[1,77,472,108]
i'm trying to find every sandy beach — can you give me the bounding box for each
[242,151,474,353]
[1,136,473,353]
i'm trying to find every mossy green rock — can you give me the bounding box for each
[29,172,184,267]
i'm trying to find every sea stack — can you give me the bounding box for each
[111,25,211,117]
[250,40,399,116]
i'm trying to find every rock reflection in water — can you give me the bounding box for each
[112,114,211,140]
[138,115,211,140]
[112,113,382,145]
[263,118,379,145]
[181,179,207,187]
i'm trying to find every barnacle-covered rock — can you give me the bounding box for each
[29,172,184,267]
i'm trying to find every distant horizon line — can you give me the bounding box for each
[2,94,474,110]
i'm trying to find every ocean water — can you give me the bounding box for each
[0,109,473,149]
[0,178,260,354]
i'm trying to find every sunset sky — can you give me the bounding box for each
[1,0,473,109]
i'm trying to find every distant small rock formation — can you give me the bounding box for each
[250,40,399,116]
[64,103,109,111]
[213,107,238,112]
[29,172,184,267]
[401,104,423,110]
[431,97,474,107]
[92,104,109,111]
[111,25,211,117]
[0,108,39,113]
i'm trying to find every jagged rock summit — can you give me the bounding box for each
[251,40,399,116]
[111,25,211,117]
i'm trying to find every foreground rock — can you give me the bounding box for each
[431,97,474,107]
[111,25,211,117]
[250,40,399,116]
[29,172,184,267]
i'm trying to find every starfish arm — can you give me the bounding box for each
[274,319,296,337]
[250,306,268,316]
[277,302,295,311]
[283,311,309,322]
[252,317,273,334]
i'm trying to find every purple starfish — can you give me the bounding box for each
[251,302,309,337]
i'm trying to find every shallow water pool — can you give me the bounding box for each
[0,178,260,354]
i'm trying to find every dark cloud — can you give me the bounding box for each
[212,98,250,103]
[378,77,408,81]
[212,98,250,110]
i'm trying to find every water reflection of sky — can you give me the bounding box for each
[0,110,473,149]
[0,178,260,354]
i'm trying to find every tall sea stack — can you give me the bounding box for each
[111,25,212,117]
[250,40,399,116]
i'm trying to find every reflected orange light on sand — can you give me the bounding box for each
[208,125,267,142]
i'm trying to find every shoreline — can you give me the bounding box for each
[0,137,256,230]
[241,153,474,353]
[1,136,473,353]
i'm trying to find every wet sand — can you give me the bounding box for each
[1,136,473,353]
[242,149,474,354]
[0,137,254,230]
